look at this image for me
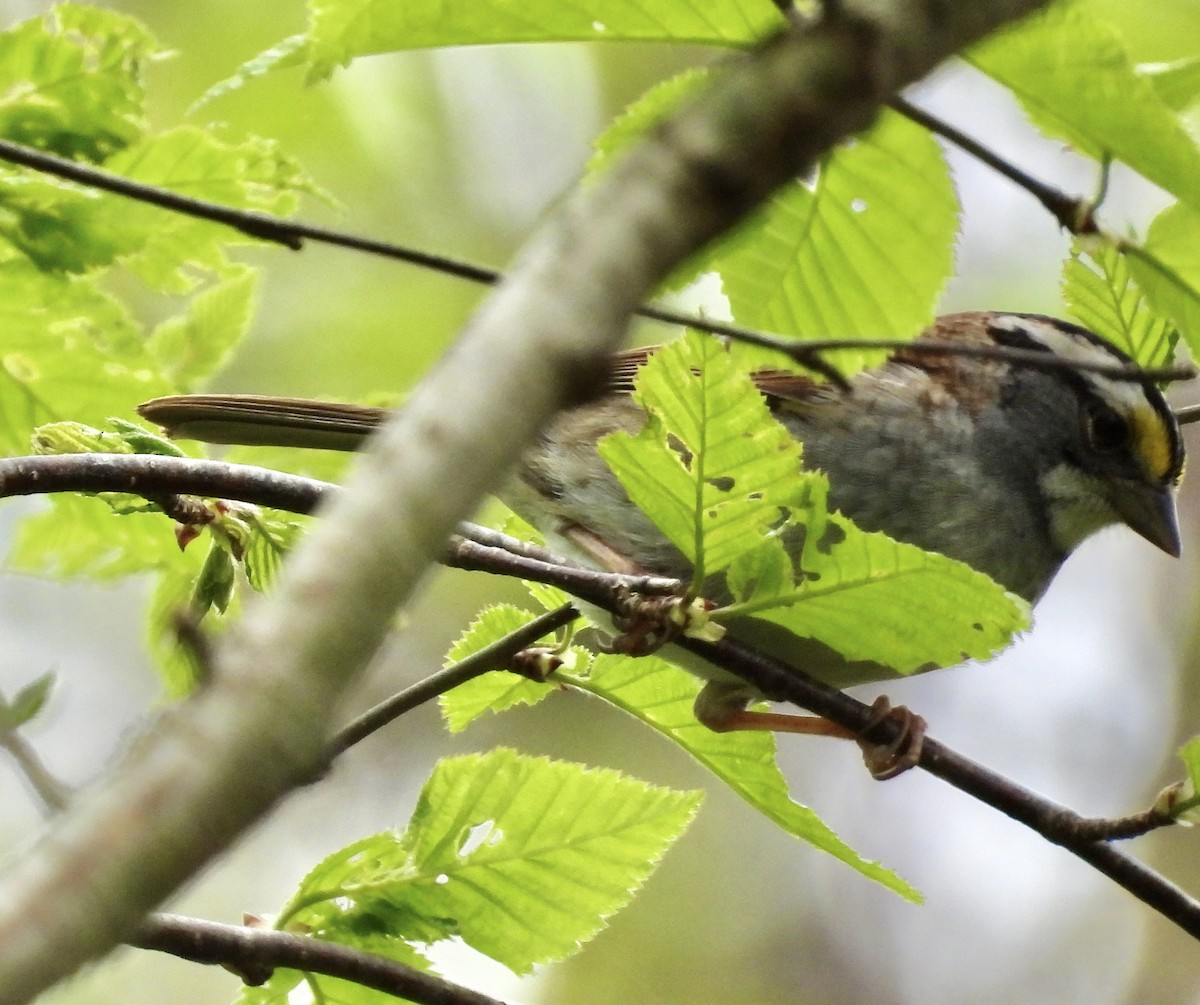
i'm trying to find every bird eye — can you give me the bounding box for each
[1086,403,1129,453]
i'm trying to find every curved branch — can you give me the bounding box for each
[134,914,509,1005]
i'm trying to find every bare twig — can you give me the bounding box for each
[326,604,579,760]
[676,632,1200,935]
[10,135,1187,388]
[890,96,1098,233]
[0,721,71,815]
[134,914,509,1005]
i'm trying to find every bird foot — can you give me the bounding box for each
[857,695,926,780]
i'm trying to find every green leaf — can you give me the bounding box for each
[145,541,221,698]
[589,67,708,180]
[970,2,1200,211]
[1142,56,1200,112]
[597,332,809,585]
[301,0,782,79]
[1,671,57,729]
[591,87,956,373]
[439,604,579,732]
[147,266,258,389]
[104,127,325,292]
[241,511,306,592]
[0,128,320,290]
[9,495,179,580]
[709,109,958,375]
[558,654,919,899]
[0,5,159,161]
[278,749,702,974]
[1179,735,1200,794]
[193,539,236,617]
[1062,242,1176,368]
[1123,203,1200,360]
[723,520,1029,678]
[0,261,167,456]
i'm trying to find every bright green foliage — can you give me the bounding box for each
[0,4,158,160]
[971,2,1200,211]
[299,0,783,79]
[1167,736,1200,823]
[1142,55,1200,112]
[0,671,57,730]
[591,82,956,374]
[1063,243,1176,368]
[560,653,920,898]
[0,128,320,291]
[149,266,258,388]
[440,604,585,731]
[598,332,810,585]
[597,333,1029,674]
[267,749,701,979]
[724,526,1029,677]
[708,110,957,375]
[0,263,166,454]
[1125,203,1200,358]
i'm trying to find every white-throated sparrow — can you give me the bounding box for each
[138,311,1186,749]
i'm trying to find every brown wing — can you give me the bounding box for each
[605,345,830,406]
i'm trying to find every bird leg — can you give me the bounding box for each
[696,686,926,781]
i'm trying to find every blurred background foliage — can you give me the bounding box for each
[4,1,1200,1003]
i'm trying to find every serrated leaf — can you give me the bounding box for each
[242,512,306,592]
[709,109,957,375]
[439,604,575,732]
[970,3,1200,211]
[300,0,782,80]
[3,671,57,729]
[1124,203,1200,359]
[0,5,159,161]
[0,128,318,291]
[557,654,918,899]
[723,518,1029,678]
[1179,736,1200,794]
[598,332,809,585]
[278,749,702,974]
[148,265,258,389]
[590,86,955,374]
[1062,242,1176,368]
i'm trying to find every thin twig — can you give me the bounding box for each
[326,604,579,760]
[0,722,71,815]
[890,96,1097,233]
[6,138,1187,389]
[677,633,1200,935]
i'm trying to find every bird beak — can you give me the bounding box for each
[1109,479,1182,557]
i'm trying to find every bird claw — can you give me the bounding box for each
[599,590,721,656]
[857,695,926,780]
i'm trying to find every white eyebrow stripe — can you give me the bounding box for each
[988,314,1147,412]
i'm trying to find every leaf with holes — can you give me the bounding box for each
[597,331,811,586]
[275,749,701,974]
